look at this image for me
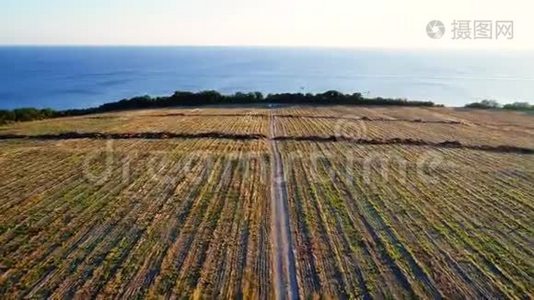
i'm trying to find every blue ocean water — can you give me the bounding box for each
[0,46,533,109]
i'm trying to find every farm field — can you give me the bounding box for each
[280,141,533,298]
[2,106,533,148]
[0,105,533,298]
[0,139,272,298]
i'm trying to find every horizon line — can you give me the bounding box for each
[0,44,533,52]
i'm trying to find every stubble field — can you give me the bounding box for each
[0,105,532,298]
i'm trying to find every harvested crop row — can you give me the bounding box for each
[274,116,534,148]
[0,114,269,137]
[0,116,127,135]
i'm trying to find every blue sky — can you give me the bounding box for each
[1,0,532,49]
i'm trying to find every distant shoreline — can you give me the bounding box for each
[2,90,533,126]
[2,47,533,109]
[1,90,438,125]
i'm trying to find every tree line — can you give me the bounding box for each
[0,90,437,125]
[0,108,56,124]
[465,100,534,111]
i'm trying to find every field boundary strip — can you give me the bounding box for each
[1,132,533,155]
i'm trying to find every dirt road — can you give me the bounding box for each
[269,111,299,299]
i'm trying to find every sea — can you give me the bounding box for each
[1,46,533,110]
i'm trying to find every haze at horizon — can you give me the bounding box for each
[1,0,533,49]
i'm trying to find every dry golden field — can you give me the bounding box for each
[0,105,533,298]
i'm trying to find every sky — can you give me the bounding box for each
[1,0,533,49]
